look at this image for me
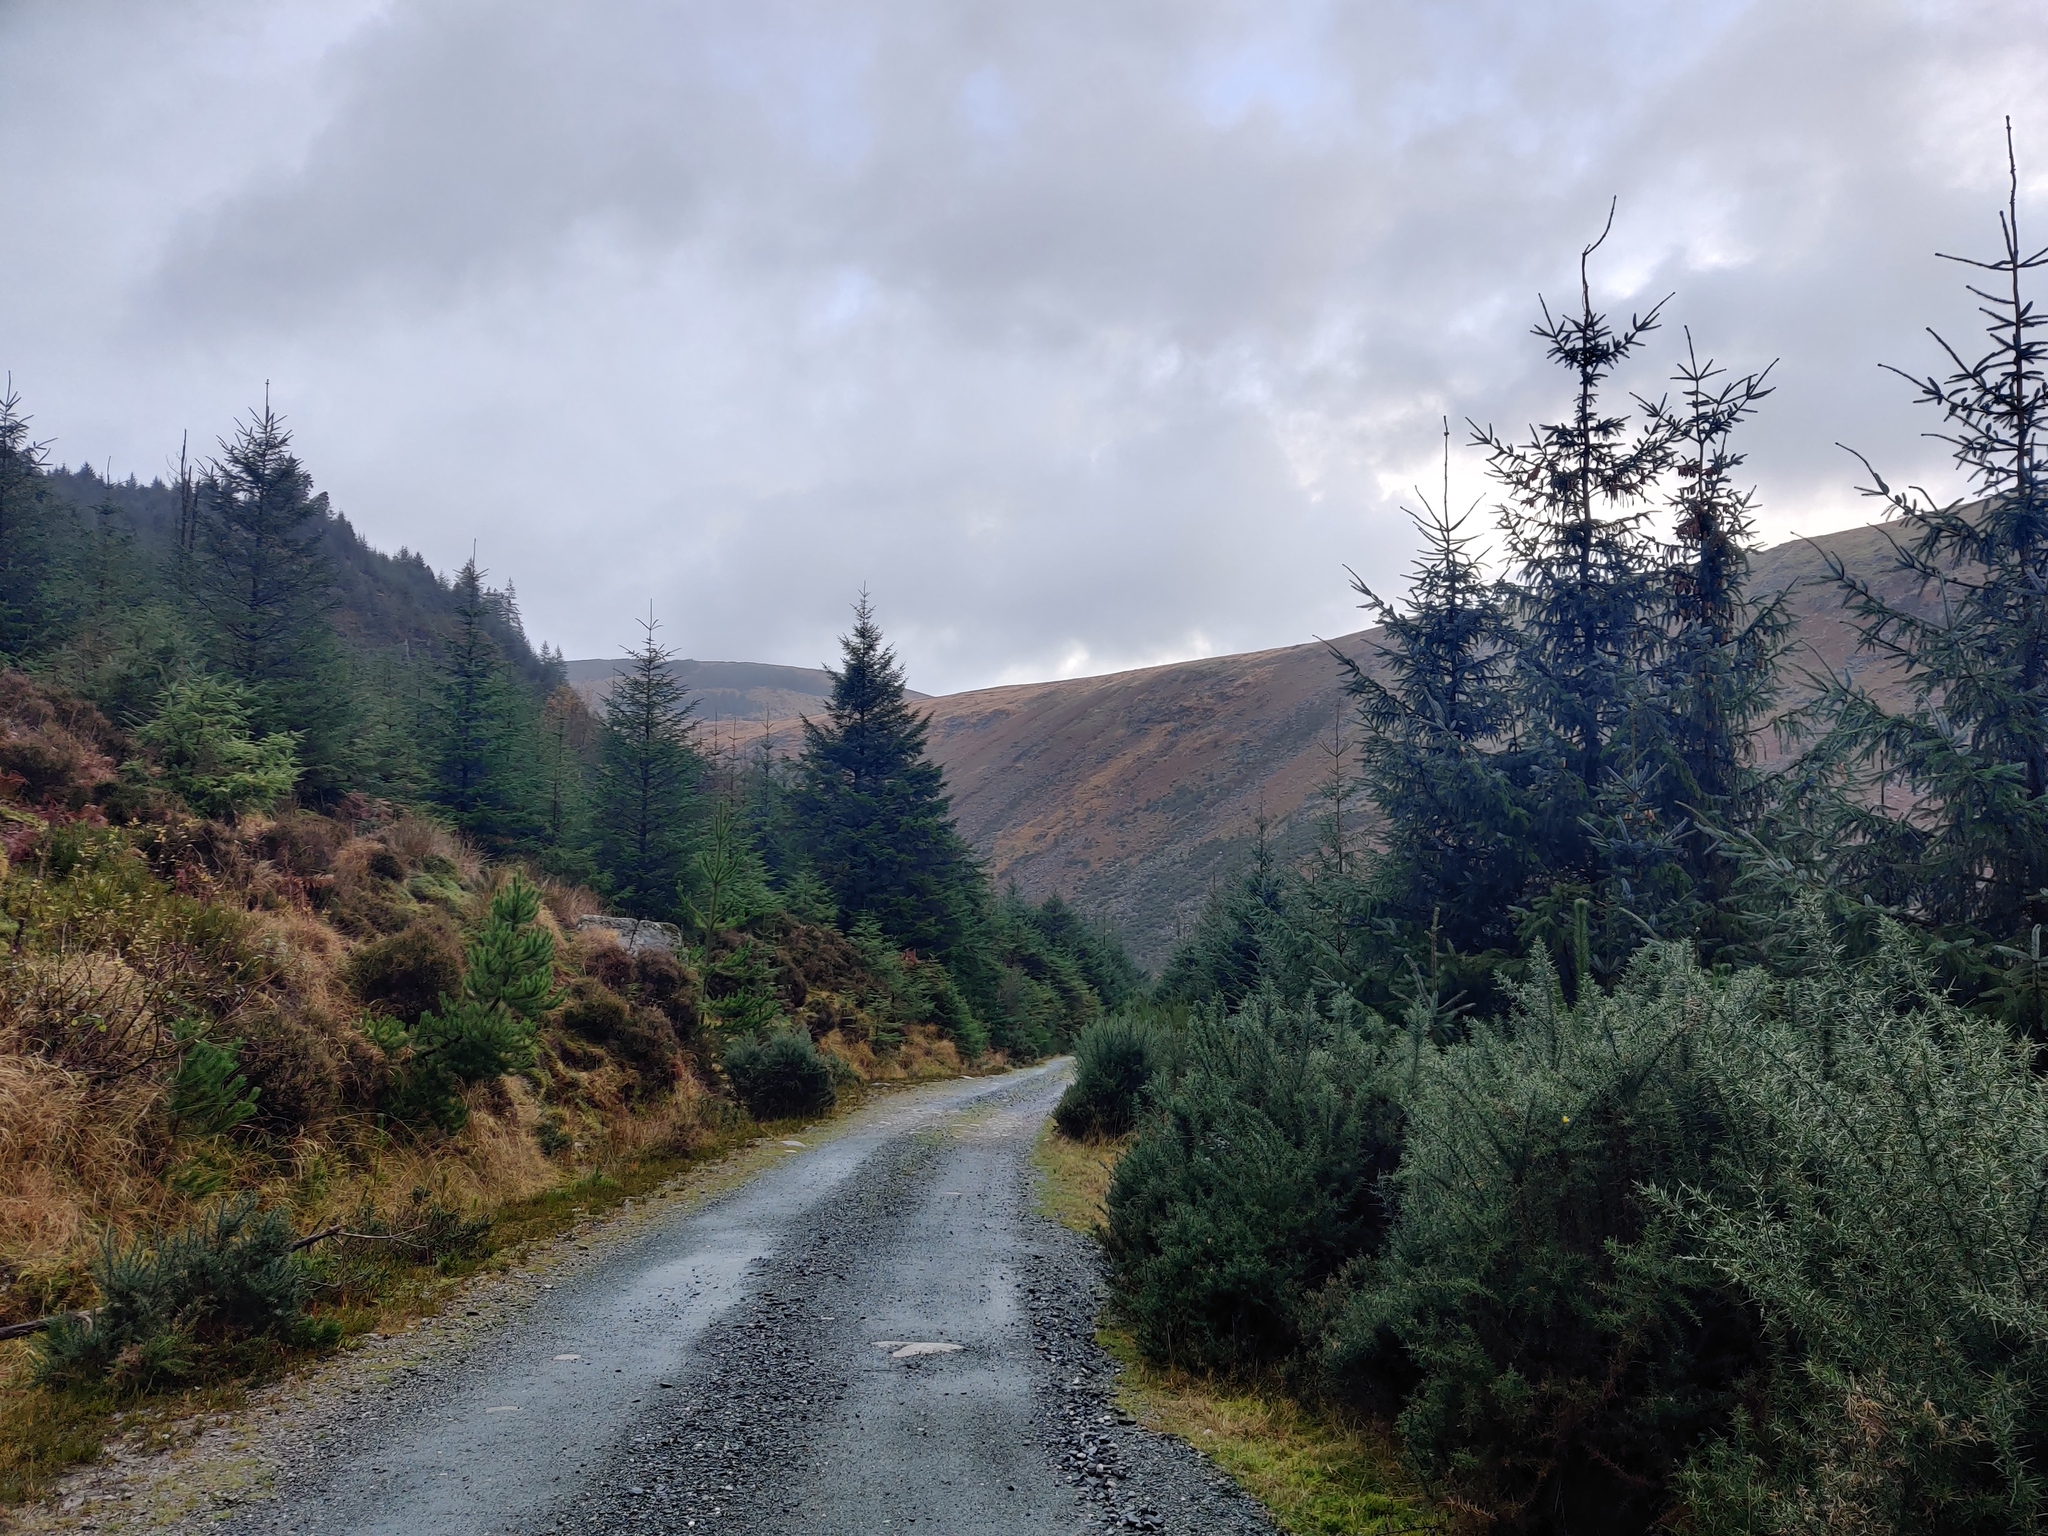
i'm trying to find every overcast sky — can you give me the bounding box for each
[2,1,2041,694]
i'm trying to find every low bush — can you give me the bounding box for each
[1104,990,1403,1375]
[32,1195,331,1393]
[344,918,463,1025]
[1053,1015,1160,1140]
[722,1028,836,1120]
[1324,945,1763,1535]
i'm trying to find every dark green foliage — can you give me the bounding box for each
[1052,1015,1160,1140]
[1104,991,1402,1375]
[1673,919,2048,1533]
[590,616,700,916]
[680,800,778,941]
[430,559,540,849]
[1329,946,1760,1534]
[183,403,353,794]
[1802,143,2048,1017]
[32,1196,328,1392]
[721,1028,836,1120]
[1344,441,1530,963]
[791,594,980,959]
[135,675,299,821]
[1014,891,1146,1011]
[167,1020,259,1137]
[0,382,63,663]
[1642,340,1787,937]
[382,876,560,1131]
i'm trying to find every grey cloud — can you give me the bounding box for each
[1,0,2042,693]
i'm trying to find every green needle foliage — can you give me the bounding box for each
[591,613,701,917]
[135,675,300,822]
[792,592,981,958]
[721,1028,836,1120]
[386,874,561,1131]
[33,1195,329,1393]
[167,1019,259,1137]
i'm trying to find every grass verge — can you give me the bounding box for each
[1031,1121,1434,1536]
[0,1091,871,1508]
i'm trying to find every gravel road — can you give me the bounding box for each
[33,1064,1274,1536]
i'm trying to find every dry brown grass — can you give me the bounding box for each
[885,1024,963,1081]
[0,1054,169,1320]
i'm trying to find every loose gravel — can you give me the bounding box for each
[10,1067,1274,1536]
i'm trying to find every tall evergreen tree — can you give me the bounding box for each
[1472,212,1676,966]
[1642,336,1787,930]
[590,613,700,916]
[1345,429,1529,958]
[1813,127,2048,969]
[186,401,350,789]
[431,558,538,848]
[791,594,980,957]
[0,380,57,663]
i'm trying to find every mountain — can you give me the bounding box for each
[563,657,928,726]
[727,522,1919,971]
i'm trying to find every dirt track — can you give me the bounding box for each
[20,1065,1273,1536]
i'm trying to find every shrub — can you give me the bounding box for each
[723,1028,836,1120]
[1104,990,1402,1374]
[344,918,462,1025]
[1053,1015,1159,1140]
[135,677,298,822]
[1326,945,1762,1535]
[32,1195,330,1392]
[381,876,561,1131]
[1673,922,2048,1534]
[167,1019,258,1136]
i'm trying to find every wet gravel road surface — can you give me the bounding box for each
[184,1066,1274,1536]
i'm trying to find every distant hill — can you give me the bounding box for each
[722,521,1925,972]
[563,657,928,727]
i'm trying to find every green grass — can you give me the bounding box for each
[1032,1121,1435,1536]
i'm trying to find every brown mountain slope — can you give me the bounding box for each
[686,520,1925,972]
[911,519,1926,971]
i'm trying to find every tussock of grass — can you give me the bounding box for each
[1100,1329,1432,1536]
[1032,1120,1433,1536]
[1031,1119,1125,1233]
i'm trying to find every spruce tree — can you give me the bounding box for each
[186,401,350,789]
[1814,126,2048,973]
[1472,212,1676,969]
[1345,429,1529,959]
[431,557,538,848]
[1642,336,1787,931]
[589,612,700,916]
[791,593,980,957]
[0,380,56,663]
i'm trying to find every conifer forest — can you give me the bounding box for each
[4,61,2048,1536]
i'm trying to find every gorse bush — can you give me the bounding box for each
[33,1195,329,1393]
[1053,1015,1162,1141]
[1327,945,1764,1534]
[722,1028,836,1121]
[1674,920,2048,1534]
[1104,990,1403,1375]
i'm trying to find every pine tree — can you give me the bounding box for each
[1641,336,1788,931]
[0,380,56,662]
[1814,126,2048,975]
[186,401,350,789]
[431,558,538,848]
[791,593,980,957]
[1345,426,1530,959]
[1472,211,1676,969]
[589,612,700,916]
